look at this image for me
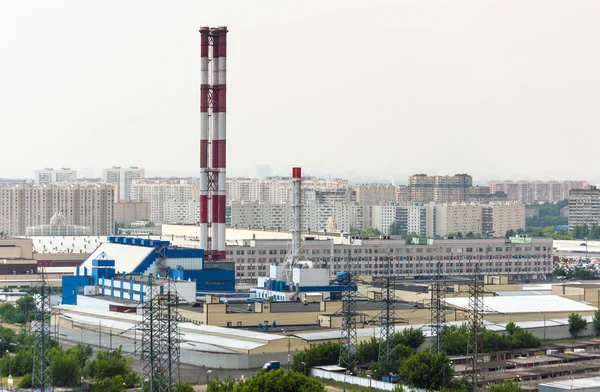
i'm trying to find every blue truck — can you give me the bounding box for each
[262,361,281,372]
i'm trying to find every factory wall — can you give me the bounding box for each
[171,268,234,292]
[61,276,92,305]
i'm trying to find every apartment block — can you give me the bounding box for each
[230,202,364,233]
[351,184,397,206]
[488,180,587,204]
[34,168,77,184]
[114,202,151,225]
[425,202,525,238]
[103,166,145,202]
[568,186,600,228]
[0,183,114,236]
[130,179,198,224]
[408,174,473,203]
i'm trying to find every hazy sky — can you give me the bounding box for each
[1,1,598,183]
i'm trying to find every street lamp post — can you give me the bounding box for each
[206,370,213,384]
[301,361,307,376]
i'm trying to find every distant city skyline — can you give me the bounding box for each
[0,165,592,186]
[1,1,599,183]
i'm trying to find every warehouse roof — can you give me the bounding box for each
[538,376,600,390]
[78,242,154,273]
[445,295,597,314]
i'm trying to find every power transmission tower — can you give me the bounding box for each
[32,267,53,391]
[430,261,447,353]
[140,276,181,392]
[467,262,485,391]
[338,252,358,373]
[378,255,396,360]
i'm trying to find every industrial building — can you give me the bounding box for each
[60,235,235,306]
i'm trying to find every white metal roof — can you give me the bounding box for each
[78,242,154,273]
[445,295,597,314]
[539,376,600,390]
[180,323,286,342]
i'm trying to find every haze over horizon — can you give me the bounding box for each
[1,1,598,183]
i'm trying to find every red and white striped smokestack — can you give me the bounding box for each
[199,26,210,252]
[217,26,228,259]
[210,28,220,256]
[291,167,302,261]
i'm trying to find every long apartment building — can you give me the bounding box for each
[408,173,473,203]
[225,236,553,284]
[0,183,114,236]
[226,177,350,205]
[230,202,365,233]
[370,202,525,237]
[130,179,199,224]
[568,186,600,228]
[351,184,397,205]
[488,180,587,204]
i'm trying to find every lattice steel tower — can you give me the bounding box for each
[430,261,447,353]
[338,253,358,373]
[32,267,53,391]
[378,255,396,360]
[140,276,181,392]
[467,262,485,391]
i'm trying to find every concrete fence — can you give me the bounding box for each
[310,368,425,392]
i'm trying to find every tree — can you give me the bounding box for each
[174,382,195,392]
[399,351,454,390]
[291,341,339,372]
[207,376,236,392]
[371,344,412,377]
[51,347,82,386]
[487,380,523,392]
[388,327,426,350]
[505,229,515,239]
[568,313,588,338]
[593,309,600,333]
[233,370,326,392]
[357,337,379,364]
[388,221,403,236]
[92,375,127,392]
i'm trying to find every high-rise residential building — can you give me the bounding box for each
[568,186,600,228]
[467,186,508,202]
[351,184,397,205]
[114,202,151,225]
[0,183,114,236]
[130,179,198,224]
[408,174,473,203]
[395,185,410,203]
[103,166,145,202]
[425,201,525,238]
[34,168,77,184]
[488,180,587,204]
[254,164,272,179]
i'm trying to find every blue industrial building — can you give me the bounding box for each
[61,236,235,306]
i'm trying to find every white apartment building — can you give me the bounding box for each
[103,166,145,202]
[230,202,364,233]
[0,183,114,236]
[163,199,199,224]
[130,179,198,224]
[371,205,399,235]
[488,180,587,204]
[225,177,350,205]
[406,205,427,235]
[34,168,77,184]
